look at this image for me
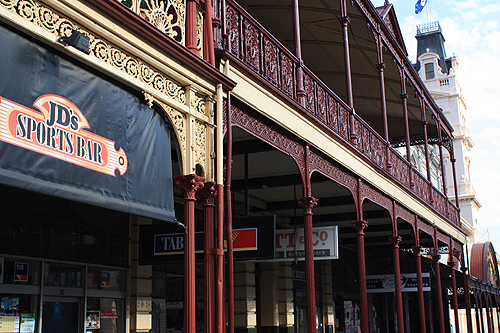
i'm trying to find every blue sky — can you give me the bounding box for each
[372,0,500,249]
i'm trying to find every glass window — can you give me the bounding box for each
[425,63,435,79]
[87,297,124,333]
[43,263,84,288]
[87,267,125,291]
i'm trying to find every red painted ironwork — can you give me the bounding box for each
[448,260,460,333]
[225,92,234,333]
[222,0,461,227]
[432,253,446,333]
[298,196,318,333]
[200,181,217,333]
[216,182,225,333]
[174,174,206,333]
[352,219,369,333]
[412,244,427,333]
[389,233,404,333]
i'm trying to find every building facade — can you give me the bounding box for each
[0,0,496,333]
[415,21,500,333]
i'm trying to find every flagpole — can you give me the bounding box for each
[426,0,429,24]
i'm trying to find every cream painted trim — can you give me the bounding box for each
[48,0,217,97]
[0,5,189,115]
[229,66,466,244]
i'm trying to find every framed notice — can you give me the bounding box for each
[20,314,35,333]
[0,257,3,284]
[85,311,100,329]
[14,262,28,282]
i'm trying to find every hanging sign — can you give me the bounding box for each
[0,95,128,176]
[0,25,175,222]
[274,226,338,260]
[366,273,431,293]
[139,216,276,264]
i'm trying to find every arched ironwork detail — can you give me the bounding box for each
[230,101,307,187]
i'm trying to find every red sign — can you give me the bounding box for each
[231,228,258,251]
[100,311,118,319]
[0,95,128,176]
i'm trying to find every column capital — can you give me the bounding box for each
[199,181,217,206]
[432,254,441,262]
[376,62,386,70]
[339,16,351,25]
[297,196,318,213]
[351,220,369,234]
[447,261,456,268]
[388,235,402,246]
[412,245,422,256]
[399,93,408,101]
[174,174,205,200]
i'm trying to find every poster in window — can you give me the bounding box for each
[85,311,100,329]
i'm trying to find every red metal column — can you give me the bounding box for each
[200,181,217,333]
[419,97,432,184]
[375,32,388,143]
[174,174,205,332]
[186,0,200,55]
[462,267,473,333]
[225,194,234,333]
[436,122,448,197]
[340,0,353,109]
[412,242,427,333]
[292,0,305,106]
[225,91,234,333]
[216,184,224,333]
[486,290,493,333]
[448,260,460,333]
[298,196,318,333]
[449,140,460,209]
[432,252,446,333]
[203,0,215,65]
[398,70,411,165]
[389,234,404,333]
[352,220,369,333]
[340,0,356,142]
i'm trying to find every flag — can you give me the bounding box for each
[415,0,427,14]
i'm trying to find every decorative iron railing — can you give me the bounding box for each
[224,0,460,227]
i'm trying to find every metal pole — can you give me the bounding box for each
[216,84,225,333]
[292,0,305,106]
[225,88,234,333]
[174,174,205,333]
[186,0,200,55]
[413,217,427,333]
[201,182,217,333]
[298,145,317,333]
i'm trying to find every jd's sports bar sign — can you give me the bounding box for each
[0,25,175,222]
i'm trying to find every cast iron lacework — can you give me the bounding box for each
[0,0,186,105]
[119,0,186,45]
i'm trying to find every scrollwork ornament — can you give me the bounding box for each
[1,0,187,106]
[195,120,206,167]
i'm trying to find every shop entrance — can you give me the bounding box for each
[42,296,81,333]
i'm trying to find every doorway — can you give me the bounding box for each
[42,296,81,333]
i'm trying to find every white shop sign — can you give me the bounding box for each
[366,273,431,293]
[275,226,338,260]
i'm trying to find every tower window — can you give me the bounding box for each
[425,63,435,79]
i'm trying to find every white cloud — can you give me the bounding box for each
[375,0,500,246]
